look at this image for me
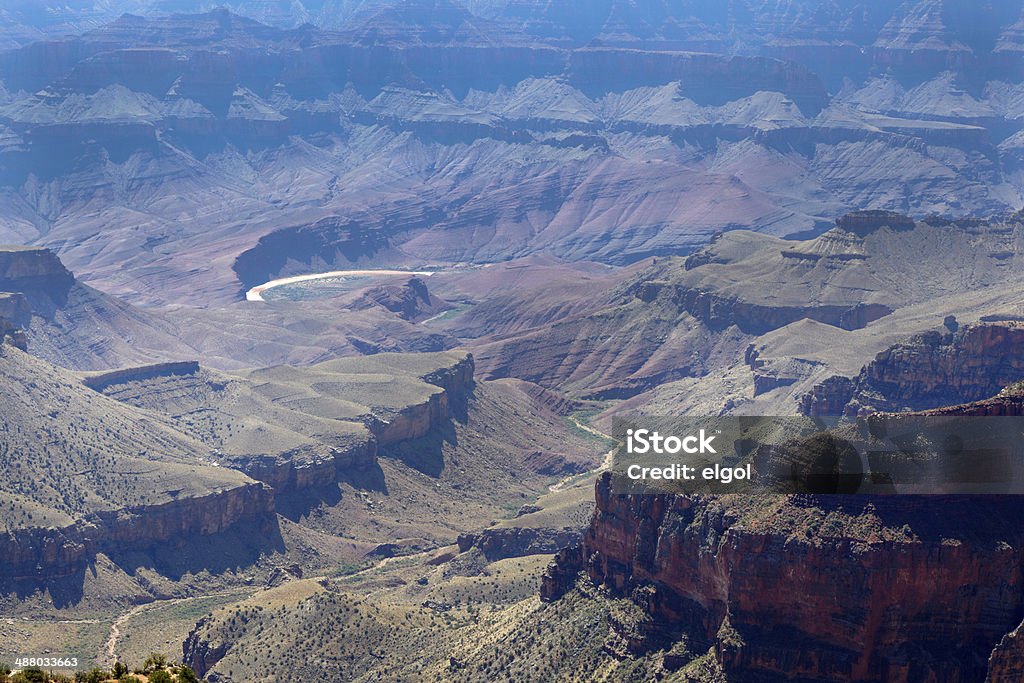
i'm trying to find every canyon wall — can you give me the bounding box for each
[225,441,377,492]
[545,382,1024,680]
[543,475,1024,681]
[82,361,201,391]
[0,483,274,586]
[802,324,1024,416]
[634,279,892,335]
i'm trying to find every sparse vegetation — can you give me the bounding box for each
[0,655,204,683]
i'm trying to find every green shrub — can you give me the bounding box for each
[176,666,200,683]
[148,670,172,683]
[142,655,167,673]
[75,669,107,683]
[14,668,46,683]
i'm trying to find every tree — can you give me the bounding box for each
[142,654,167,673]
[112,662,129,678]
[75,669,107,683]
[148,671,172,683]
[176,666,200,683]
[17,669,46,683]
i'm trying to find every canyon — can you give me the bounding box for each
[1,2,1024,680]
[0,5,1018,306]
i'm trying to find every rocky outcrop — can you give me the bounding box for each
[0,323,28,351]
[0,483,274,585]
[364,389,446,446]
[633,279,892,335]
[801,324,1024,416]
[457,526,582,562]
[419,352,475,399]
[544,473,1024,681]
[0,246,74,318]
[800,375,857,417]
[0,247,74,292]
[988,620,1024,682]
[0,295,29,350]
[183,616,230,679]
[82,361,201,391]
[225,440,377,491]
[835,210,917,236]
[540,545,585,602]
[745,344,813,396]
[368,352,475,444]
[0,291,31,327]
[350,277,450,322]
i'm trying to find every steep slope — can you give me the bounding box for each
[0,339,274,606]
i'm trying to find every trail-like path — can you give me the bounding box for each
[101,591,240,667]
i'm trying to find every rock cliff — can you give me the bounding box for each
[543,474,1024,681]
[633,278,892,335]
[82,361,201,391]
[0,246,74,293]
[802,324,1024,416]
[0,291,31,327]
[224,442,377,493]
[0,483,274,586]
[182,617,231,680]
[356,352,475,441]
[988,621,1024,682]
[457,526,581,562]
[0,294,29,350]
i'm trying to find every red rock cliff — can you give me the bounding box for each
[544,476,1024,681]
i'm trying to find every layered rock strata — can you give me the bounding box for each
[543,474,1024,681]
[802,324,1024,416]
[0,483,273,584]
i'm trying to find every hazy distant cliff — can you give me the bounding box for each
[0,8,1018,306]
